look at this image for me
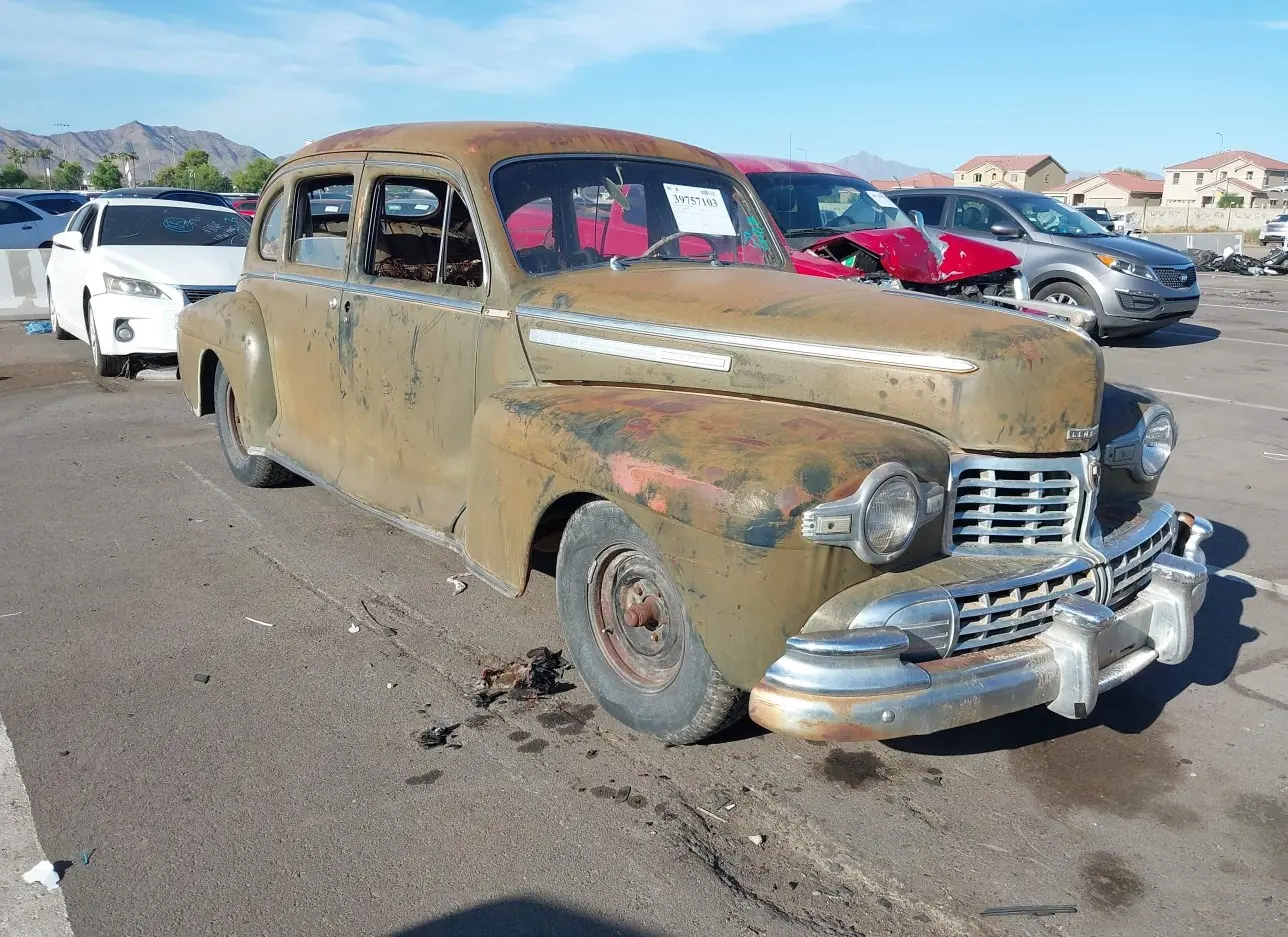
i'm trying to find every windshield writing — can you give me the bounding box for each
[99,206,250,247]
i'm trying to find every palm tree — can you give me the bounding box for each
[5,145,28,168]
[32,147,54,188]
[117,150,138,187]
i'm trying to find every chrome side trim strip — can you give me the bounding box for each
[345,282,483,314]
[528,327,732,372]
[515,305,977,374]
[244,446,519,598]
[241,271,344,290]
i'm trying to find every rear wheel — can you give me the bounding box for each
[86,303,125,376]
[555,500,746,744]
[213,362,295,488]
[1034,281,1101,341]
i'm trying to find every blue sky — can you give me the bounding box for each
[2,0,1285,173]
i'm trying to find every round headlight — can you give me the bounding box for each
[1140,412,1175,479]
[863,474,920,556]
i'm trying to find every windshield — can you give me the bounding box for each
[1011,195,1107,236]
[98,205,251,247]
[746,172,913,237]
[493,156,783,275]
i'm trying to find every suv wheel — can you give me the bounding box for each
[1034,282,1101,341]
[555,500,746,744]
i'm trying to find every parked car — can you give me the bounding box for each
[176,122,1209,746]
[0,195,72,249]
[97,187,232,209]
[231,197,258,218]
[888,187,1199,339]
[1075,205,1116,232]
[45,198,249,375]
[726,156,1028,303]
[1259,214,1288,246]
[0,189,87,217]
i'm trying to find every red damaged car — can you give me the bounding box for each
[727,155,1027,303]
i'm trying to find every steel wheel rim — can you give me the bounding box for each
[223,380,248,457]
[587,545,684,692]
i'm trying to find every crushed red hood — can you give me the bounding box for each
[806,227,1020,285]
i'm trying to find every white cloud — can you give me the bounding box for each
[1264,20,1288,29]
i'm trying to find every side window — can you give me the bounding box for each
[894,194,946,226]
[30,197,83,216]
[953,197,1009,232]
[65,204,90,232]
[505,197,553,250]
[257,191,286,261]
[0,201,40,225]
[76,205,99,248]
[441,189,484,288]
[290,174,353,270]
[366,177,448,283]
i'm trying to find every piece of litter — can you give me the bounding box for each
[25,321,54,335]
[447,574,470,594]
[722,801,736,811]
[387,683,396,689]
[194,673,211,684]
[21,860,60,891]
[748,834,765,845]
[470,647,571,707]
[245,617,274,628]
[694,805,728,824]
[980,905,1076,917]
[348,623,360,634]
[0,611,22,619]
[415,723,460,749]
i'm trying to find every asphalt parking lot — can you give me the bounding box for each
[1,280,1285,937]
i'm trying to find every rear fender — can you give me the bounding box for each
[176,289,277,448]
[466,385,951,687]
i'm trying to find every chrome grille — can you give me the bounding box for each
[1105,517,1175,608]
[951,460,1083,548]
[181,285,234,305]
[1151,266,1196,290]
[949,561,1097,654]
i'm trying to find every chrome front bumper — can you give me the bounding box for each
[748,515,1211,741]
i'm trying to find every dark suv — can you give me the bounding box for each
[889,187,1199,339]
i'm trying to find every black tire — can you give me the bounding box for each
[555,500,746,744]
[1034,281,1102,341]
[85,304,125,376]
[213,362,295,488]
[47,284,73,340]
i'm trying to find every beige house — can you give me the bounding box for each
[1162,150,1288,208]
[953,155,1066,191]
[870,171,954,191]
[1043,171,1163,209]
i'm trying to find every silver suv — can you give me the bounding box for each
[889,187,1199,339]
[1260,214,1287,246]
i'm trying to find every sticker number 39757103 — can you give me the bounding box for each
[662,184,736,237]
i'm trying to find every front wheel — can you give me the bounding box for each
[86,306,125,376]
[555,500,746,744]
[1034,282,1101,342]
[213,362,296,488]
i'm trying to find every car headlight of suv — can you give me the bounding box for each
[1096,254,1156,281]
[800,463,945,564]
[103,273,165,299]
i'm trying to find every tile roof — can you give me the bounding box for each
[1045,172,1163,195]
[1165,149,1288,171]
[1194,176,1261,194]
[955,154,1062,173]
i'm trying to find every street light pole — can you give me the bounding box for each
[53,122,70,162]
[1216,131,1224,151]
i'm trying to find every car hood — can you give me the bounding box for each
[94,246,244,290]
[1048,233,1192,265]
[803,227,1020,284]
[514,264,1103,455]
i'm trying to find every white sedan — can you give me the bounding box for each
[0,195,71,249]
[45,198,249,376]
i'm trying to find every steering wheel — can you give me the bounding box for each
[638,231,720,261]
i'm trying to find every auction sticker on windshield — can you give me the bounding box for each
[663,184,736,237]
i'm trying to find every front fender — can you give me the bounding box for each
[465,384,951,688]
[176,288,276,447]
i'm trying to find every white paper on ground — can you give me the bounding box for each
[22,859,61,891]
[662,184,736,237]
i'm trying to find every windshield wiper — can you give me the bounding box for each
[783,226,847,237]
[608,254,728,269]
[204,233,242,246]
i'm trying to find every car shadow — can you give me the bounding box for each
[1111,323,1221,348]
[386,897,666,937]
[886,521,1259,756]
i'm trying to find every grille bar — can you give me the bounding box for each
[181,285,235,305]
[949,457,1085,549]
[946,560,1097,654]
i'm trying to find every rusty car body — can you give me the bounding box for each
[176,122,1210,745]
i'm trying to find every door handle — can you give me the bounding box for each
[328,296,340,310]
[21,225,33,230]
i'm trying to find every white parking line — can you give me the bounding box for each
[1165,325,1288,348]
[0,713,75,936]
[1200,302,1288,315]
[1146,387,1288,414]
[1207,566,1288,599]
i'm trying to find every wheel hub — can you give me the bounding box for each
[589,547,684,691]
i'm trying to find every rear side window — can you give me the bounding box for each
[291,175,353,269]
[441,189,484,288]
[893,194,946,226]
[76,204,99,246]
[258,192,285,260]
[0,200,40,225]
[27,197,83,216]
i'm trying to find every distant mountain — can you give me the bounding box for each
[0,121,268,179]
[833,151,935,182]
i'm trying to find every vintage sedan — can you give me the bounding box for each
[177,122,1210,744]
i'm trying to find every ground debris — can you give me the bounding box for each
[470,647,572,707]
[980,905,1077,917]
[415,723,461,749]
